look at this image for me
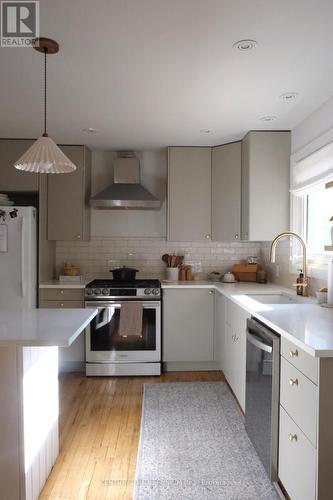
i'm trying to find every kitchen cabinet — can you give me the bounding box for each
[278,337,333,500]
[224,299,249,412]
[162,288,215,368]
[0,139,38,191]
[47,145,91,241]
[39,287,85,371]
[167,147,211,241]
[241,131,290,241]
[215,292,227,370]
[212,142,241,241]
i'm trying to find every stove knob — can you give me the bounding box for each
[145,288,152,295]
[86,289,93,295]
[102,288,109,295]
[152,288,159,295]
[94,288,101,295]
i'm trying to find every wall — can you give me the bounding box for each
[266,96,333,294]
[56,238,262,280]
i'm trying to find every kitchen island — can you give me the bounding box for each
[0,308,97,500]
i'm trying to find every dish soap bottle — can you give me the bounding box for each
[296,269,304,296]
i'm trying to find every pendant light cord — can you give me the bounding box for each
[43,48,48,137]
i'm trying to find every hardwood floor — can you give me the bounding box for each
[40,371,224,500]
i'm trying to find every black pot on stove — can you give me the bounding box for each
[110,266,139,282]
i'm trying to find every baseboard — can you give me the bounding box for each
[163,361,219,372]
[59,361,85,373]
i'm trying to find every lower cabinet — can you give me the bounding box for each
[279,406,316,500]
[162,288,215,367]
[224,299,249,412]
[278,337,333,500]
[39,287,85,372]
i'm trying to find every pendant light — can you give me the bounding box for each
[14,37,76,174]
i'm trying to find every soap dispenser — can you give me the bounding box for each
[296,269,304,296]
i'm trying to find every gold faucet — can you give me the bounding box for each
[269,231,308,296]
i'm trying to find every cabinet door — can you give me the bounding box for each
[167,147,211,241]
[163,288,214,362]
[279,406,316,500]
[225,300,249,411]
[0,139,38,191]
[215,292,226,370]
[47,146,91,241]
[212,142,241,241]
[241,131,290,241]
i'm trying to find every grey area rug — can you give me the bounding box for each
[134,382,280,500]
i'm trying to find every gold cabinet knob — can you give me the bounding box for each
[60,303,64,307]
[205,234,211,239]
[235,233,239,239]
[209,290,214,295]
[60,290,64,294]
[289,378,299,386]
[289,433,298,442]
[76,234,81,239]
[289,349,298,358]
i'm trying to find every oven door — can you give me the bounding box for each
[85,301,161,363]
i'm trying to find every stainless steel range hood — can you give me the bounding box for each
[90,157,161,210]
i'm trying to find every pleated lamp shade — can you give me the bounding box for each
[14,136,76,174]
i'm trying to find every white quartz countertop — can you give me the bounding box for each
[0,308,98,347]
[162,280,333,357]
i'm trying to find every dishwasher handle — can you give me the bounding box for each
[247,331,272,353]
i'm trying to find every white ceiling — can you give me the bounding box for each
[1,0,333,150]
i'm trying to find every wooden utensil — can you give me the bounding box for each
[162,254,169,265]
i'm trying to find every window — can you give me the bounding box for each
[306,187,332,255]
[291,140,333,266]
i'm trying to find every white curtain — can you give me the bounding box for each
[291,141,333,193]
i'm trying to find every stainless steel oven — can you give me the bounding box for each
[85,299,161,376]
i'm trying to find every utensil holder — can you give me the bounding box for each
[166,267,179,281]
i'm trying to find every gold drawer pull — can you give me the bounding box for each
[289,378,299,386]
[60,303,64,307]
[60,290,64,294]
[289,349,298,358]
[289,433,298,442]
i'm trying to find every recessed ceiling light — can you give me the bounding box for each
[279,92,299,102]
[200,129,214,134]
[260,115,277,122]
[82,127,98,133]
[233,39,257,51]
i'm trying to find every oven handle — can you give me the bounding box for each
[85,301,161,308]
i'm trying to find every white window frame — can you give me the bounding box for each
[290,128,333,278]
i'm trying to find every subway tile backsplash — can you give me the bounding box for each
[56,238,262,280]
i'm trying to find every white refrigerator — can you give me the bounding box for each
[0,206,37,309]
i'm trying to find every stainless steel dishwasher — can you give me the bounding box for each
[245,317,280,482]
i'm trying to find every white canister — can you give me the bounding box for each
[166,267,179,281]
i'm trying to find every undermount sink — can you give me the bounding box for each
[245,293,297,305]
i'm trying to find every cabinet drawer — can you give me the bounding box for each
[280,357,317,446]
[281,337,318,384]
[39,288,84,301]
[39,300,84,309]
[279,406,316,500]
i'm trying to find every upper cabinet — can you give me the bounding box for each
[241,131,291,241]
[47,145,91,241]
[167,147,211,241]
[212,142,241,241]
[0,139,38,191]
